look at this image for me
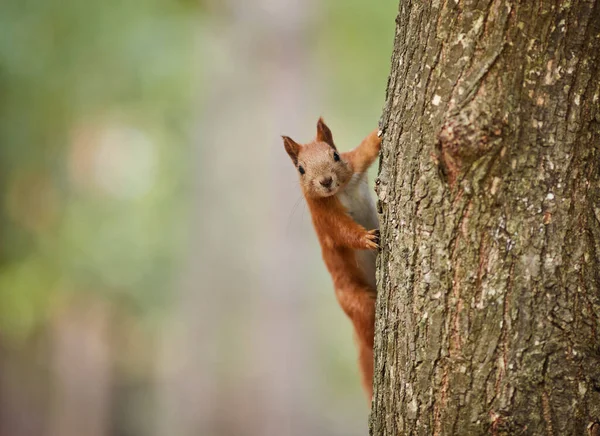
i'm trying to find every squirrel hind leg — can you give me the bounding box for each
[336,285,376,347]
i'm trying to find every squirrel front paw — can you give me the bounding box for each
[370,129,382,152]
[363,229,380,250]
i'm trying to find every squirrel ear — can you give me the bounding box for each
[316,117,336,149]
[282,135,301,166]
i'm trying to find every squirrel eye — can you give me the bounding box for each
[298,165,305,175]
[333,151,340,162]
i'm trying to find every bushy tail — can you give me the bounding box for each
[357,337,374,400]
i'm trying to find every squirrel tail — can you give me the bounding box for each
[337,284,376,401]
[357,337,374,401]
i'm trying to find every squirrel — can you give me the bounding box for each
[282,118,381,400]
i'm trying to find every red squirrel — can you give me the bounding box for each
[282,118,381,399]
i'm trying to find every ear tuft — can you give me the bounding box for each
[316,117,336,149]
[282,135,301,166]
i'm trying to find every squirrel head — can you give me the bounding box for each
[283,118,353,198]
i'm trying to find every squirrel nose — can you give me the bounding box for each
[320,176,333,188]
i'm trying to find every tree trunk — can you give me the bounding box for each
[371,1,600,435]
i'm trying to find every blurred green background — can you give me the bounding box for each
[0,0,396,435]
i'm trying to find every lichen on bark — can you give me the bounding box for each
[370,0,600,435]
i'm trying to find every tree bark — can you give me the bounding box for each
[371,1,600,435]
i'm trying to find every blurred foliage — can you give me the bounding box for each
[0,0,399,434]
[319,0,397,134]
[0,0,199,340]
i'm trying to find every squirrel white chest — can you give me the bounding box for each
[337,173,378,289]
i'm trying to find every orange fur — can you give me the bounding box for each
[344,129,382,174]
[282,118,381,400]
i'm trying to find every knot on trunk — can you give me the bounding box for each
[436,108,504,188]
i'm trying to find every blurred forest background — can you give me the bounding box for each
[0,0,396,435]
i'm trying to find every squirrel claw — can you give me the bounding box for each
[364,229,380,250]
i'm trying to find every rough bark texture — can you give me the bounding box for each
[371,1,600,435]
